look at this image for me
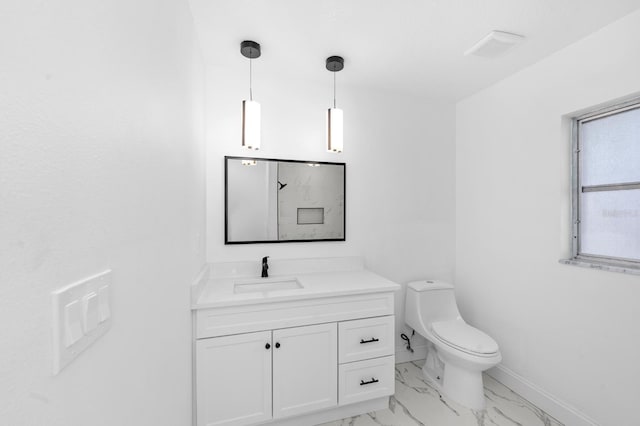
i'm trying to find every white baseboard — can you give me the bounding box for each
[487,365,600,426]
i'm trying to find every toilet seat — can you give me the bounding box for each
[432,321,499,356]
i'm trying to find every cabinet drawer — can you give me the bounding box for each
[338,356,395,406]
[338,315,394,363]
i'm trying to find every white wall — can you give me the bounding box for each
[0,1,205,425]
[456,10,640,426]
[205,65,456,357]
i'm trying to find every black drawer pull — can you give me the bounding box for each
[360,337,379,344]
[275,342,281,349]
[360,378,379,386]
[265,343,271,350]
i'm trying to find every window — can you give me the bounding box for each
[571,99,640,270]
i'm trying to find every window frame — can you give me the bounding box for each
[570,97,640,272]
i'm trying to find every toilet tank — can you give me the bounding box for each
[405,280,461,332]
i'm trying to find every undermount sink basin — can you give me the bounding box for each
[233,277,303,294]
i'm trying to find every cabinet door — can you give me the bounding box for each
[196,331,272,426]
[272,323,338,419]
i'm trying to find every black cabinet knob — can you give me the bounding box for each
[265,343,271,350]
[275,342,281,349]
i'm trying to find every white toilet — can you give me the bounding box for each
[405,280,501,410]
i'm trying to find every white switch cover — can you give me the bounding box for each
[82,292,99,333]
[64,300,83,347]
[52,270,112,375]
[97,285,110,322]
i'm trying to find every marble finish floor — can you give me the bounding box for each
[318,361,563,426]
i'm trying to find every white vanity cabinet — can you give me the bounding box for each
[192,262,400,426]
[196,323,338,426]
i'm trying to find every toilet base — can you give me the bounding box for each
[421,342,444,387]
[441,362,486,409]
[421,348,487,410]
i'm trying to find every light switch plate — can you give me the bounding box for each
[52,270,112,375]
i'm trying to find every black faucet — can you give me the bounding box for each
[261,256,269,278]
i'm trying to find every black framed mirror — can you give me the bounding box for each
[225,156,346,244]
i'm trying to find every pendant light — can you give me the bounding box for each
[241,40,261,150]
[326,56,344,153]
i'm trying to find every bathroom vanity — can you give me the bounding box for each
[191,257,400,426]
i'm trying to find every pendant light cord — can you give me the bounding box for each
[249,53,253,101]
[333,69,336,108]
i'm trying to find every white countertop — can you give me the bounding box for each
[193,268,400,310]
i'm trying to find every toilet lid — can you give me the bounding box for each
[432,321,499,355]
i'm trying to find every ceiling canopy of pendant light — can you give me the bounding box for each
[326,56,344,72]
[240,40,261,59]
[241,40,261,150]
[326,56,344,153]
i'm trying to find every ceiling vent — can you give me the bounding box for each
[464,31,524,58]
